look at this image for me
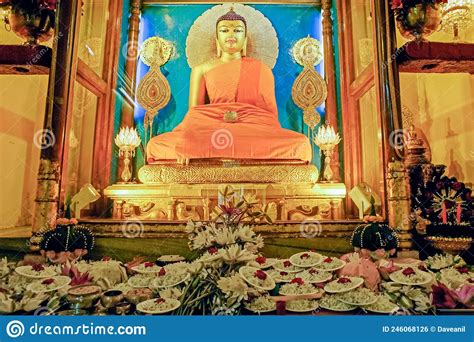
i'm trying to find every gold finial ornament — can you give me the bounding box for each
[291,36,327,134]
[186,3,279,69]
[136,36,174,153]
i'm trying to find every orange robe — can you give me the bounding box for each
[146,57,312,163]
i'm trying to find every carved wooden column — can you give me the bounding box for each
[321,0,341,181]
[120,0,141,127]
[372,0,411,247]
[31,0,81,234]
[117,0,141,180]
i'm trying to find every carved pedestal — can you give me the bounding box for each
[386,161,412,250]
[104,181,346,223]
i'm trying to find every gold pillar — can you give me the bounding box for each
[31,0,81,234]
[321,0,341,181]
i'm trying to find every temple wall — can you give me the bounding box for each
[398,30,474,186]
[0,27,48,229]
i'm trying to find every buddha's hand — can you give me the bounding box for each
[223,111,238,123]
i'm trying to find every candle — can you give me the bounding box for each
[441,201,447,224]
[456,203,462,224]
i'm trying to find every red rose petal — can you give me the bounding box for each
[337,277,351,284]
[254,270,267,280]
[208,247,218,255]
[41,278,54,285]
[32,264,45,272]
[290,277,305,286]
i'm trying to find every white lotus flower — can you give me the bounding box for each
[237,225,256,242]
[187,261,204,275]
[159,287,182,300]
[220,245,255,264]
[407,288,425,301]
[214,227,237,246]
[217,274,250,301]
[191,232,211,250]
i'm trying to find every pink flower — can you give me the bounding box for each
[61,264,93,286]
[255,256,266,265]
[280,271,288,276]
[455,285,474,309]
[324,257,333,263]
[283,261,292,268]
[56,218,70,225]
[300,253,310,259]
[41,278,54,285]
[432,283,458,309]
[402,267,416,276]
[290,277,305,286]
[158,268,166,277]
[378,261,400,281]
[144,262,155,268]
[218,202,241,216]
[337,277,351,284]
[254,270,267,280]
[56,217,78,225]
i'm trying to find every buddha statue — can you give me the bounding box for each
[146,8,312,164]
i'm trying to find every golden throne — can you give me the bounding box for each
[104,4,346,222]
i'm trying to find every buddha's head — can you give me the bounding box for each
[216,8,247,57]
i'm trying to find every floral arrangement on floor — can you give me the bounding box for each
[176,187,271,315]
[1,249,474,315]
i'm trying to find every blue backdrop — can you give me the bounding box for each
[135,4,325,168]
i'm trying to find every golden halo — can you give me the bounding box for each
[292,36,323,67]
[186,3,279,69]
[140,36,174,67]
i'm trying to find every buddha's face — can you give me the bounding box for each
[216,20,246,54]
